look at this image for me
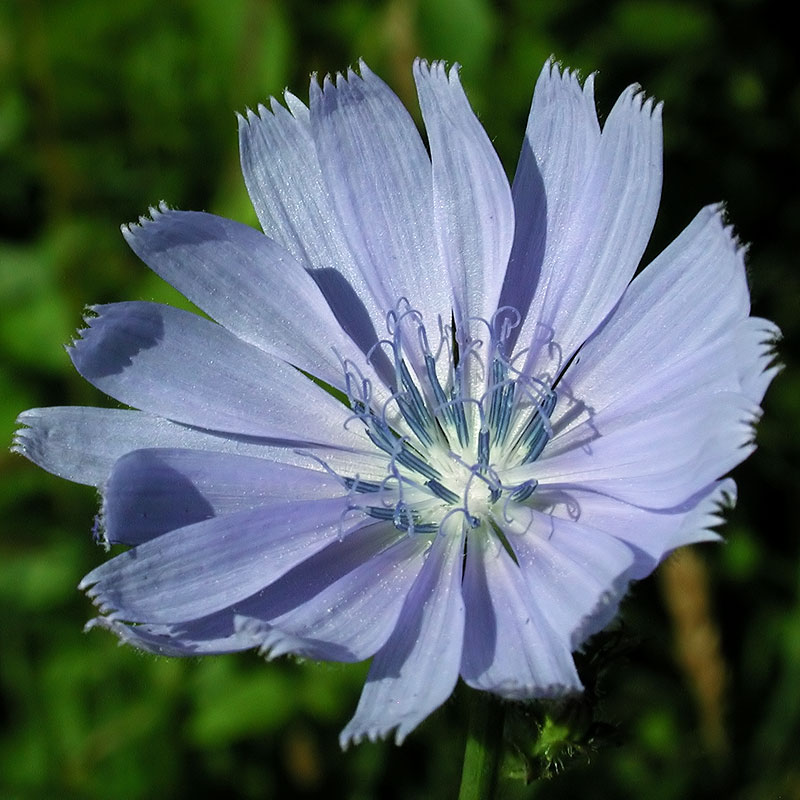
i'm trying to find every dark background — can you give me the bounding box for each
[1,0,797,797]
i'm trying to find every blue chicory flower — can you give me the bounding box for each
[14,60,778,746]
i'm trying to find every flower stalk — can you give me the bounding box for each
[458,689,506,800]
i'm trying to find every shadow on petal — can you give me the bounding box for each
[74,304,165,379]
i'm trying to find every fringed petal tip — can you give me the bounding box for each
[83,616,191,657]
[59,304,102,356]
[599,82,663,136]
[9,413,34,458]
[314,69,345,96]
[237,104,262,129]
[9,407,123,486]
[234,615,360,664]
[81,592,123,623]
[744,318,782,403]
[569,573,636,650]
[413,58,461,83]
[237,92,308,131]
[234,615,295,660]
[339,718,413,751]
[337,698,442,751]
[539,57,597,98]
[472,679,583,703]
[121,200,174,238]
[675,478,737,548]
[72,304,100,332]
[540,60,659,121]
[702,201,748,261]
[11,406,114,480]
[309,58,392,102]
[8,413,63,478]
[78,564,115,608]
[84,616,120,639]
[84,615,133,642]
[338,681,583,750]
[83,616,163,655]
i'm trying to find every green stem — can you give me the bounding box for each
[458,689,506,800]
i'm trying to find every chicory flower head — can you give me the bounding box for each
[14,59,778,746]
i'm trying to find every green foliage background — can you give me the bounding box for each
[1,0,797,797]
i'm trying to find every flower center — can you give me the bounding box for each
[339,303,555,535]
[463,471,494,521]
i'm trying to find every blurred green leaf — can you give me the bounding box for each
[189,658,297,745]
[612,1,713,53]
[418,0,497,73]
[0,232,75,373]
[0,536,83,611]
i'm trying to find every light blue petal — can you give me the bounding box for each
[80,495,364,624]
[12,406,388,487]
[500,506,636,648]
[103,448,344,545]
[460,528,582,696]
[500,61,601,352]
[736,317,781,404]
[665,479,736,552]
[536,481,733,578]
[308,63,450,329]
[122,206,390,398]
[86,522,425,660]
[84,614,262,656]
[552,207,776,439]
[515,70,663,381]
[524,392,758,508]
[69,301,366,447]
[413,61,514,361]
[340,522,465,746]
[234,525,429,662]
[238,96,389,364]
[553,332,742,446]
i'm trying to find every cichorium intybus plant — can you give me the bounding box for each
[14,58,778,794]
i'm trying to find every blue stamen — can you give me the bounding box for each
[363,503,438,534]
[486,358,517,447]
[513,389,557,464]
[411,522,440,534]
[396,360,433,444]
[496,381,516,445]
[509,480,537,502]
[393,442,441,481]
[398,359,425,414]
[425,354,453,429]
[365,416,442,482]
[477,427,490,471]
[496,381,517,447]
[487,358,506,429]
[343,477,382,493]
[364,505,395,520]
[425,479,460,505]
[396,396,433,447]
[449,370,469,446]
[365,421,397,454]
